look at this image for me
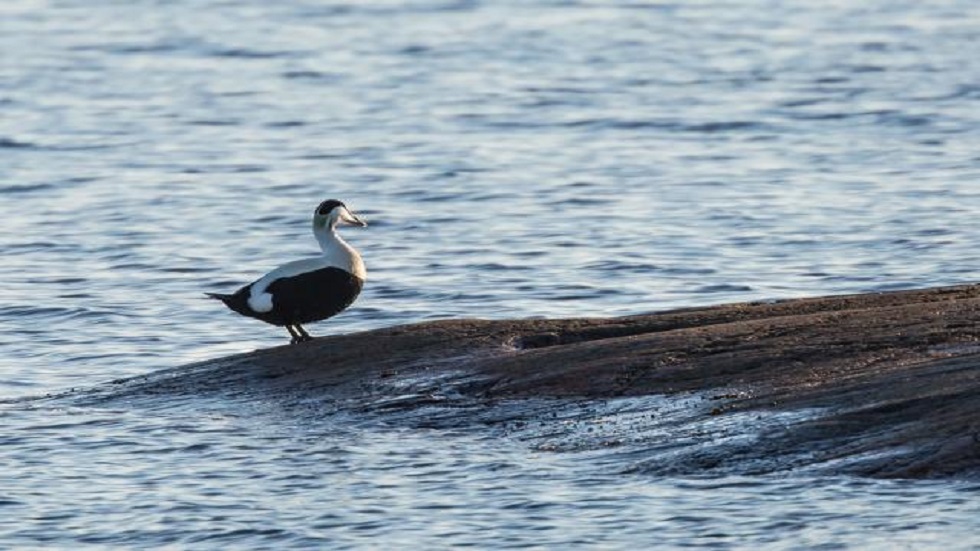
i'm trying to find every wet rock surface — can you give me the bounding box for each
[71,284,980,479]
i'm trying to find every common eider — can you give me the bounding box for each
[207,199,367,344]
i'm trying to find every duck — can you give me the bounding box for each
[207,199,367,344]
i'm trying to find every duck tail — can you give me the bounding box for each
[204,292,232,302]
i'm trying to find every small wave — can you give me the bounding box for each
[681,121,768,133]
[180,164,268,174]
[282,70,324,79]
[661,267,716,275]
[694,284,753,293]
[371,285,420,299]
[398,44,431,56]
[850,64,887,73]
[560,118,679,130]
[470,262,530,271]
[785,111,853,121]
[929,84,980,101]
[46,142,126,152]
[0,305,136,322]
[25,417,121,432]
[875,111,933,127]
[915,228,954,237]
[549,291,623,301]
[783,108,931,127]
[779,97,827,108]
[265,121,306,128]
[438,167,492,178]
[0,305,83,318]
[159,266,214,274]
[281,70,344,82]
[71,41,181,55]
[0,137,37,149]
[549,197,615,208]
[872,282,920,292]
[105,41,184,55]
[186,119,240,127]
[4,242,76,254]
[586,260,663,273]
[552,118,771,133]
[36,277,88,285]
[207,47,296,59]
[0,183,53,194]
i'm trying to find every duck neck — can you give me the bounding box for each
[314,223,345,254]
[313,223,366,280]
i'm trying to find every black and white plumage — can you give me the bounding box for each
[207,199,367,344]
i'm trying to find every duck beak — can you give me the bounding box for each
[341,207,368,227]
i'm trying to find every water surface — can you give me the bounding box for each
[2,0,979,547]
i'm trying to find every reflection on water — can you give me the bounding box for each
[2,0,979,547]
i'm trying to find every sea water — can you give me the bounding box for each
[2,0,979,547]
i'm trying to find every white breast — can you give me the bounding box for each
[323,237,367,281]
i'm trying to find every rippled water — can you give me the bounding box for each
[2,0,979,547]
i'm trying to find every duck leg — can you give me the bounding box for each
[294,324,313,342]
[285,324,302,344]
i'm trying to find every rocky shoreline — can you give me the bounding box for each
[76,284,980,479]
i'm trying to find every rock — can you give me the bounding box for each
[75,284,980,479]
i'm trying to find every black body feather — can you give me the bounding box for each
[207,267,363,327]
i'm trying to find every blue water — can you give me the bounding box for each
[2,0,980,547]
